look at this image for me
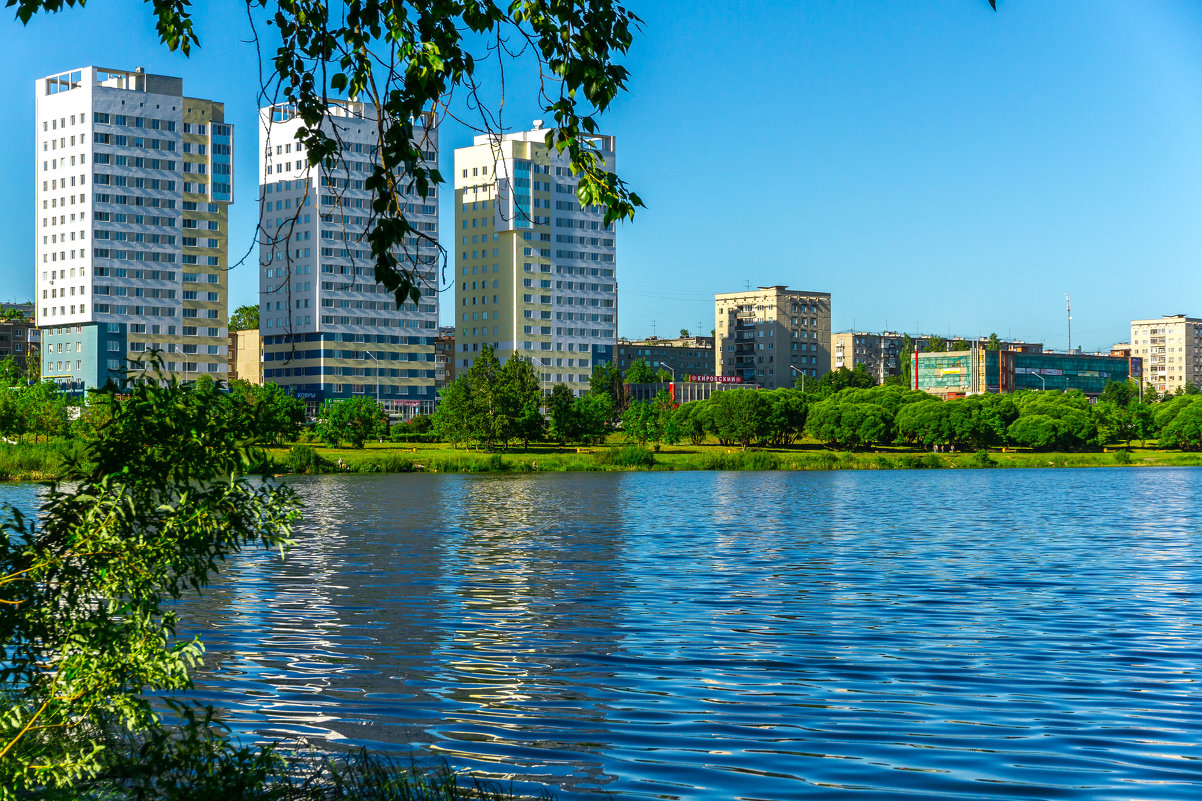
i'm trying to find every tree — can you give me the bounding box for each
[1099,380,1135,408]
[762,389,808,446]
[17,381,69,442]
[12,1,642,307]
[226,380,307,443]
[806,398,893,450]
[621,389,675,447]
[590,362,621,402]
[1159,399,1202,450]
[924,335,948,353]
[0,357,21,389]
[465,345,508,450]
[679,328,690,338]
[672,401,708,446]
[431,379,475,447]
[228,304,260,331]
[1007,414,1063,450]
[0,373,298,796]
[624,358,657,384]
[986,332,1003,350]
[952,339,971,351]
[497,355,545,448]
[23,351,40,384]
[547,383,581,444]
[708,388,771,450]
[813,365,875,398]
[575,391,614,444]
[317,396,388,447]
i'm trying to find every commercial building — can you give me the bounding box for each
[453,123,618,395]
[832,332,1043,382]
[616,335,714,379]
[715,286,830,389]
[912,349,1131,399]
[35,66,233,391]
[258,102,440,416]
[227,328,261,383]
[1129,315,1202,394]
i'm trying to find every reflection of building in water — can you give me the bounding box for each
[182,475,457,751]
[435,474,627,791]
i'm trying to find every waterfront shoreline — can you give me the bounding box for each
[2,439,1198,483]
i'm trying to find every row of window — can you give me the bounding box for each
[94,133,176,151]
[94,193,178,209]
[94,112,177,131]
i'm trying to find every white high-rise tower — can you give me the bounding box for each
[257,102,440,416]
[35,66,233,390]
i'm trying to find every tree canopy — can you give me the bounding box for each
[228,304,260,331]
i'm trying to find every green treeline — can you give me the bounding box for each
[423,350,1202,454]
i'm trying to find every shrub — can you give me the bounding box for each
[388,432,440,444]
[594,445,655,468]
[1113,448,1132,465]
[284,444,331,474]
[700,450,779,471]
[898,453,944,469]
[968,449,996,469]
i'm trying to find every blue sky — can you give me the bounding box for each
[1,0,1200,350]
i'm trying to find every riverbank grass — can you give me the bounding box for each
[260,438,1202,476]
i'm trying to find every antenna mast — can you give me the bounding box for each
[1066,294,1072,352]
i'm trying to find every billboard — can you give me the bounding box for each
[687,375,743,384]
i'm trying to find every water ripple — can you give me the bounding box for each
[7,468,1202,799]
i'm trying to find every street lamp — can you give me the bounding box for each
[658,361,675,381]
[360,349,381,404]
[790,364,806,391]
[1030,371,1046,391]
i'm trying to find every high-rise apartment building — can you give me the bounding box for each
[714,286,830,389]
[35,66,233,390]
[258,102,440,415]
[453,124,618,394]
[1130,314,1202,394]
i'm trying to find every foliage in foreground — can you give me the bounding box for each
[0,372,300,798]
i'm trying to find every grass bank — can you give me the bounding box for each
[1,437,1196,482]
[0,438,87,481]
[261,438,1202,477]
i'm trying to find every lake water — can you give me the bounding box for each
[5,468,1202,799]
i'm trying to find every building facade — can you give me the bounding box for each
[1130,315,1201,394]
[833,332,1043,381]
[453,124,618,395]
[258,102,440,415]
[35,66,232,391]
[434,326,455,389]
[0,319,37,370]
[912,349,1131,399]
[616,335,714,379]
[715,286,830,389]
[228,328,261,383]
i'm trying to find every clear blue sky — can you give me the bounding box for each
[1,0,1200,351]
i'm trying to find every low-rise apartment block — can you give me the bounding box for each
[715,286,830,389]
[1130,315,1201,394]
[616,335,714,379]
